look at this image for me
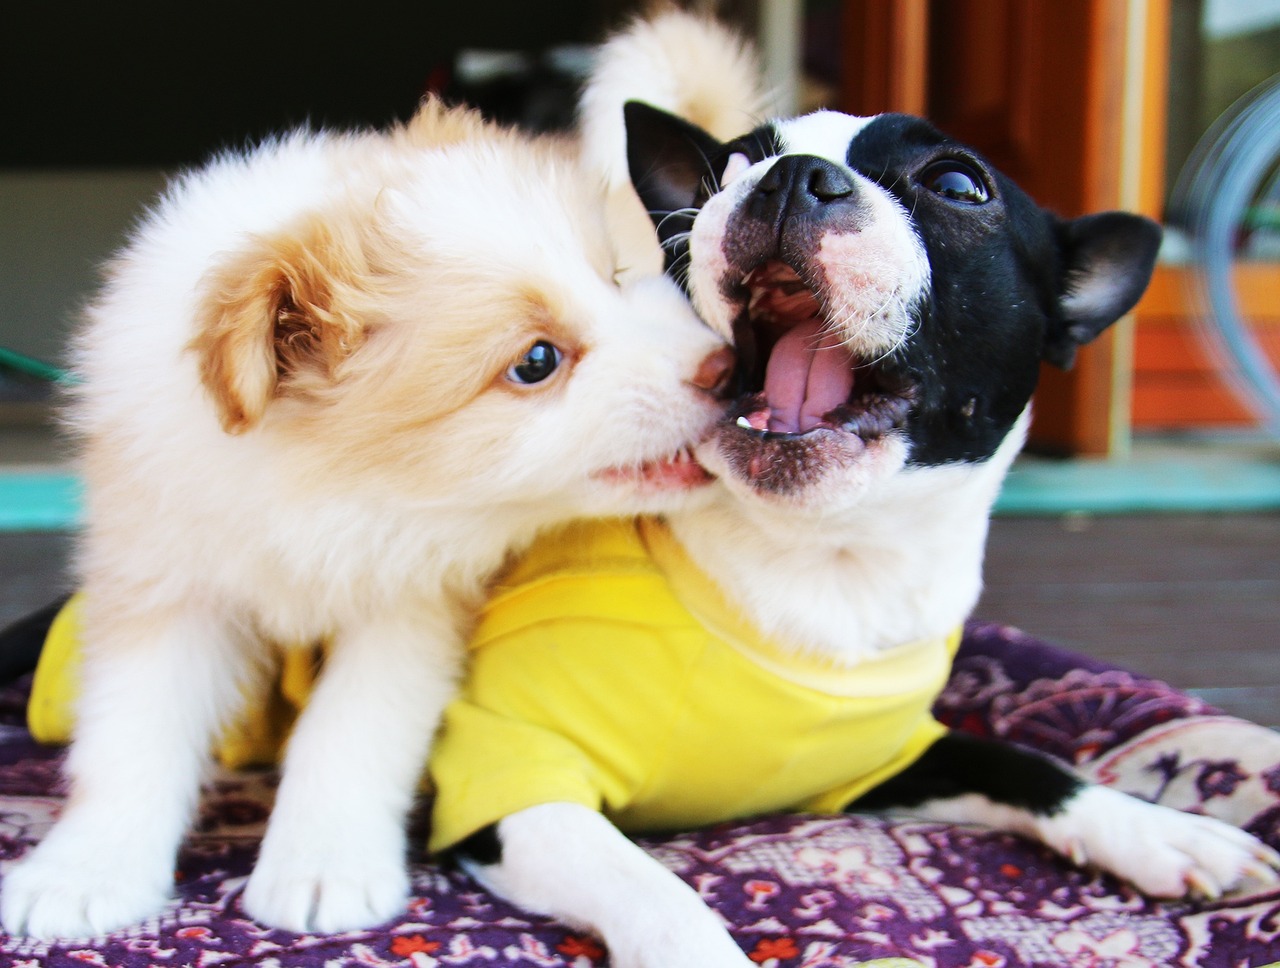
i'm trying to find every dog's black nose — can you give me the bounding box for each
[750,155,856,221]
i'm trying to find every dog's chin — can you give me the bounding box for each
[696,418,909,511]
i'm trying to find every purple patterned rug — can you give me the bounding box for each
[1,621,1278,967]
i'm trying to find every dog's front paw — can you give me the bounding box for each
[242,837,410,934]
[1,843,172,939]
[1042,785,1280,899]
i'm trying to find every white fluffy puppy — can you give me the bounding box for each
[0,98,730,939]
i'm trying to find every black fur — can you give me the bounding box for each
[624,103,785,277]
[0,597,63,683]
[451,823,503,867]
[840,114,1070,465]
[853,731,1083,817]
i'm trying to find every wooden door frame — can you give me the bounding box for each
[837,0,1170,456]
[840,0,928,116]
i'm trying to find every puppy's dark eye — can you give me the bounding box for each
[507,341,563,385]
[919,160,989,204]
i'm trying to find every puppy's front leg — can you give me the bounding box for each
[242,606,462,933]
[2,606,253,938]
[856,731,1280,899]
[459,803,753,968]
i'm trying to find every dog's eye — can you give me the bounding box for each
[507,341,563,385]
[919,161,989,204]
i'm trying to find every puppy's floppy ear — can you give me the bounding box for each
[192,217,369,433]
[1045,212,1162,369]
[624,100,726,224]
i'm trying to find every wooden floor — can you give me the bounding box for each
[977,511,1280,729]
[1,512,1278,728]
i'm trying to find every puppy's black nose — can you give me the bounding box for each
[750,155,856,221]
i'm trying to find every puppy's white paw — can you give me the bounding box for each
[1043,785,1280,899]
[1,844,172,939]
[242,835,410,934]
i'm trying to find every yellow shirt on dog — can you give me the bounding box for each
[428,518,959,854]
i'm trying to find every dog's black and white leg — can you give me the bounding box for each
[455,803,754,968]
[855,730,1280,899]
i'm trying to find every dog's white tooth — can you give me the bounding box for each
[736,416,753,430]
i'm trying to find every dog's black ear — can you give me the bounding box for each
[1045,212,1162,369]
[624,100,726,223]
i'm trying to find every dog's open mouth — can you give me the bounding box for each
[596,447,713,491]
[729,261,913,441]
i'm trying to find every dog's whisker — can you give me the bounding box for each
[648,206,701,220]
[653,210,698,238]
[693,146,724,195]
[820,293,909,366]
[659,230,692,254]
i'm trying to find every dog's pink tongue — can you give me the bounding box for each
[765,319,855,434]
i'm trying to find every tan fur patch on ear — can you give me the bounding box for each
[192,218,369,434]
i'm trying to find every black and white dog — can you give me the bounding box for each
[444,14,1280,968]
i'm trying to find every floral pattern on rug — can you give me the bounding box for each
[1,621,1278,968]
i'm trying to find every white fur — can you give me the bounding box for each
[676,413,1027,661]
[1,608,251,937]
[241,605,459,932]
[775,111,877,163]
[904,785,1280,901]
[480,805,754,968]
[1,103,727,939]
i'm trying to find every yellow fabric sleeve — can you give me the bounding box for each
[26,593,85,747]
[428,699,605,854]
